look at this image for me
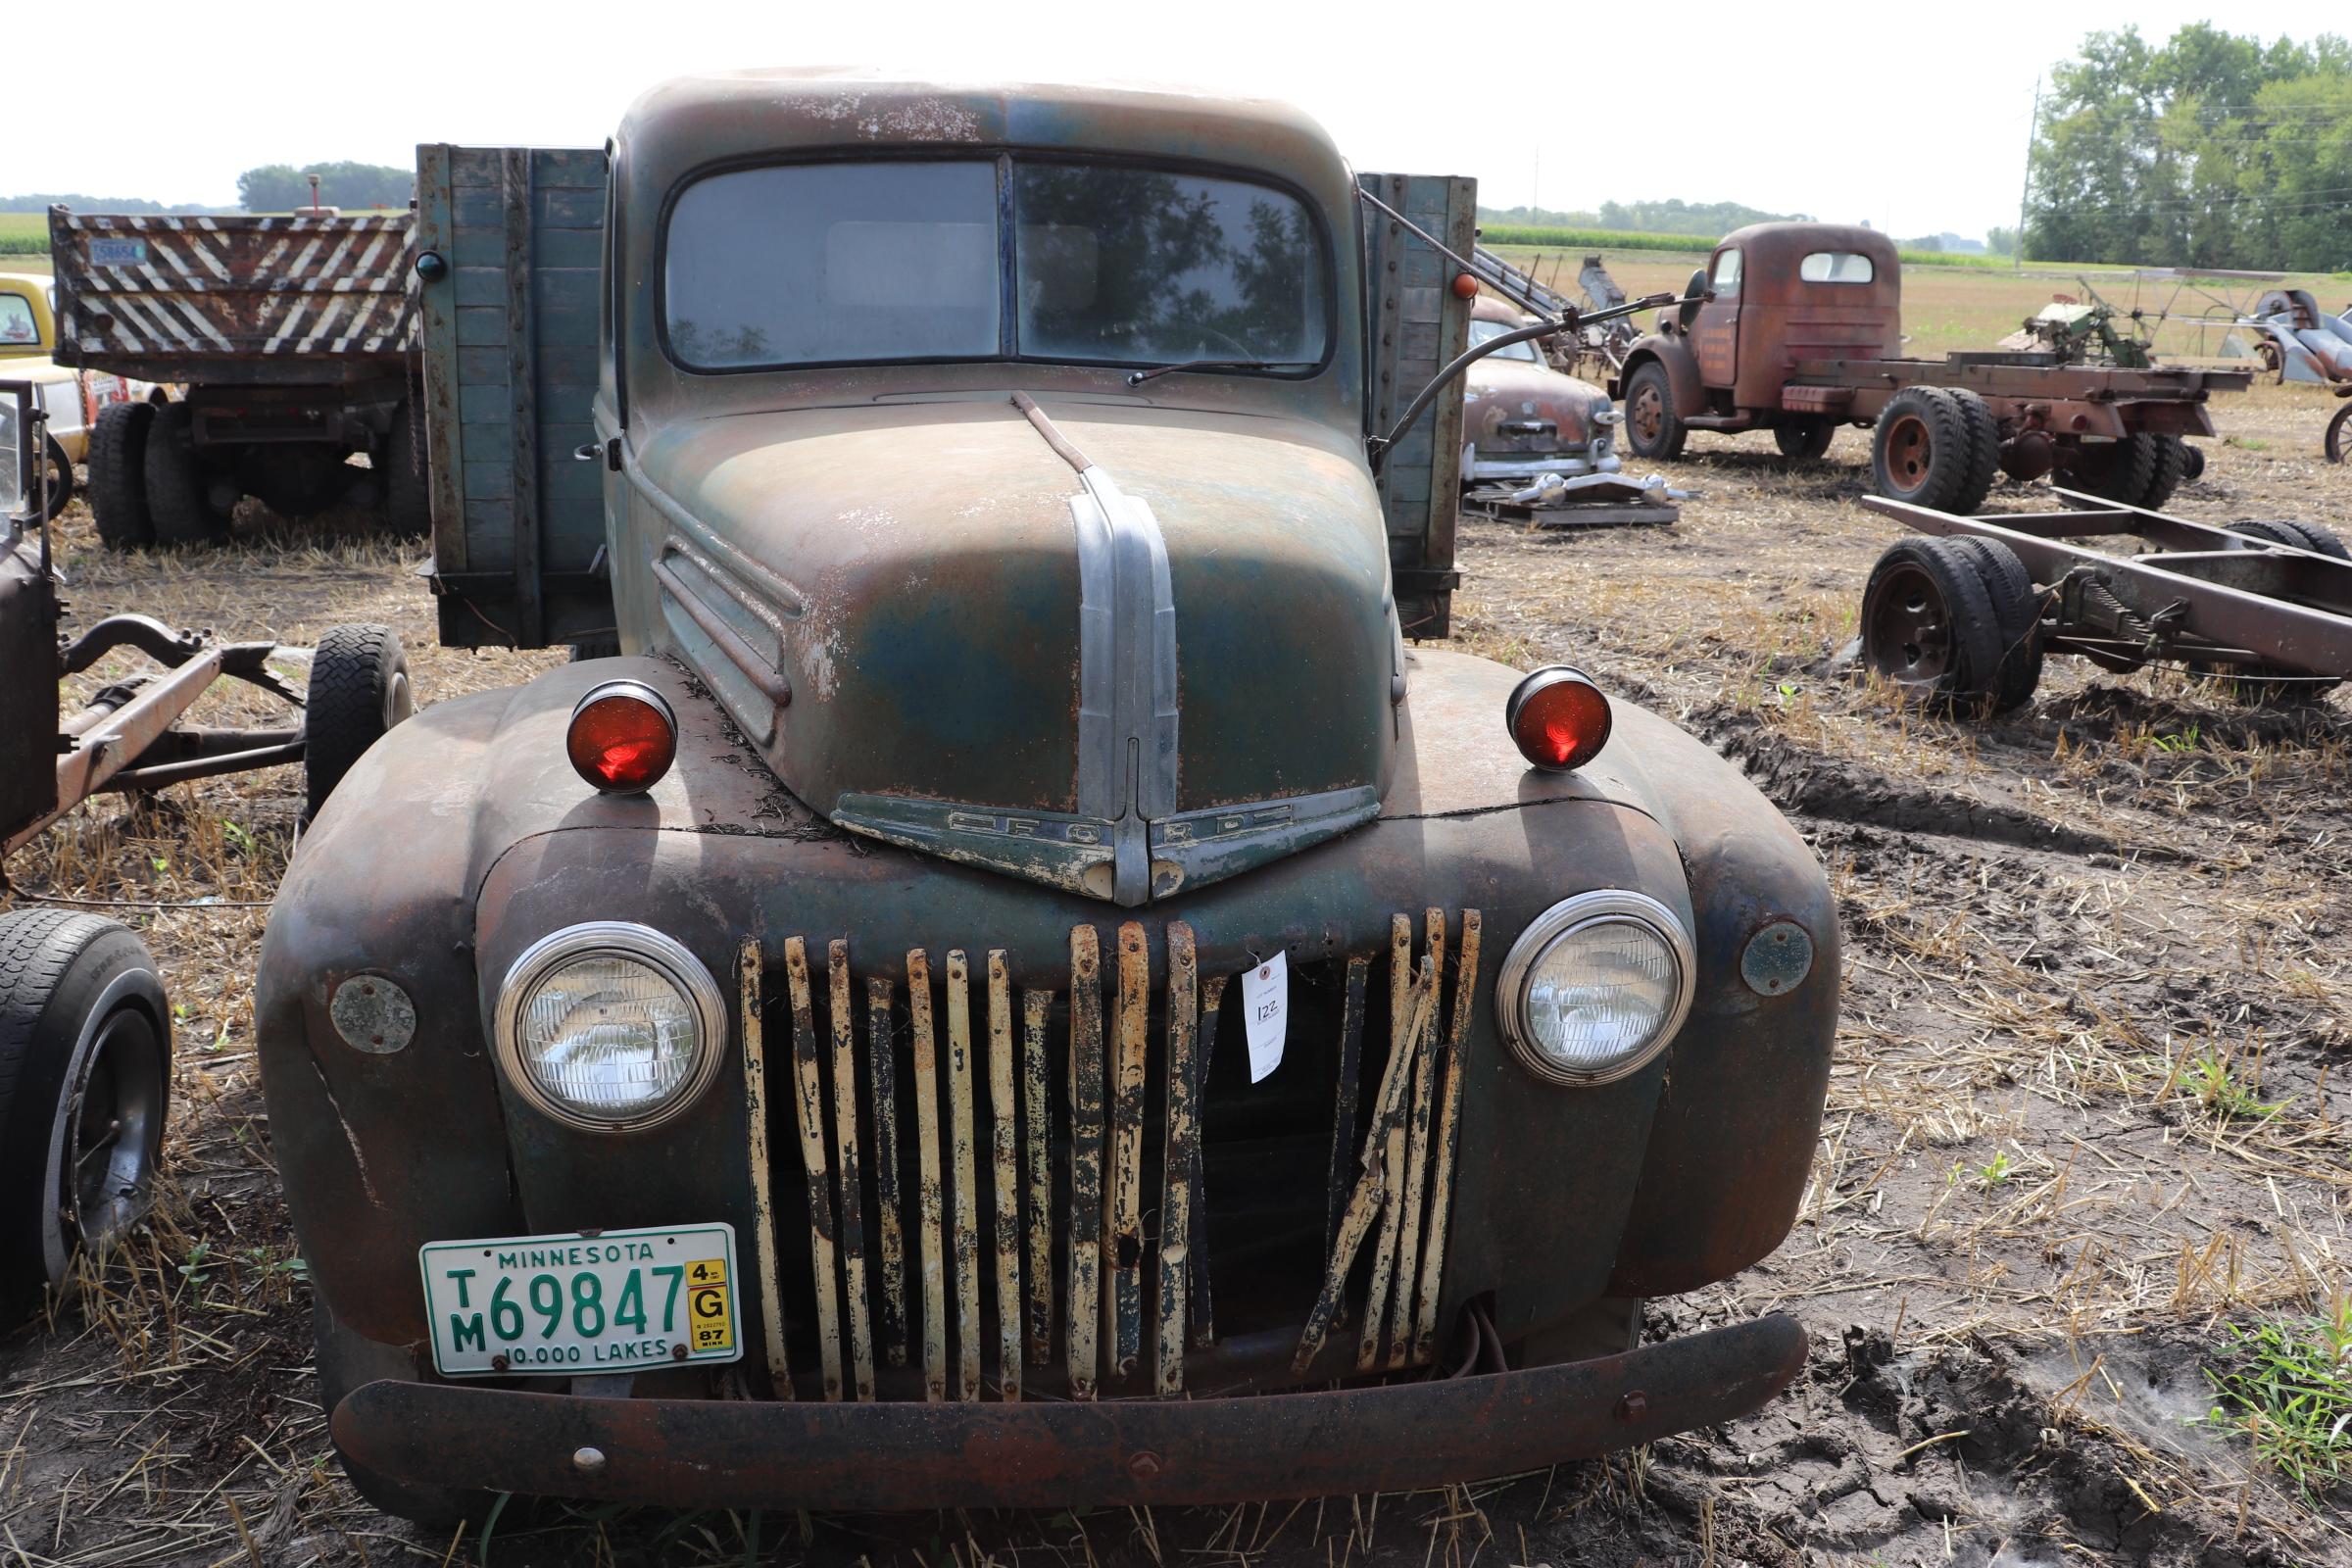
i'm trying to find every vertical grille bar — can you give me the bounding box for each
[1322,956,1369,1263]
[1386,908,1447,1369]
[1065,926,1104,1399]
[945,951,983,1401]
[1189,974,1226,1350]
[782,938,845,1402]
[906,949,949,1402]
[1106,922,1150,1380]
[1155,922,1200,1395]
[1294,953,1436,1375]
[738,941,792,1398]
[865,975,907,1369]
[1358,917,1420,1369]
[985,952,1023,1400]
[1019,989,1054,1367]
[826,943,876,1400]
[1415,909,1481,1363]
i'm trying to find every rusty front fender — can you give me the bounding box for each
[1613,335,1705,416]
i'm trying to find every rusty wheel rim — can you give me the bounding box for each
[1864,562,1953,686]
[1630,383,1664,447]
[1882,414,1934,496]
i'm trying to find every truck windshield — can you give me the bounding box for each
[1468,318,1541,363]
[663,158,1329,373]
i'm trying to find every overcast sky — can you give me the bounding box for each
[18,1,2343,240]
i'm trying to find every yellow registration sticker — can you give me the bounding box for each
[687,1257,735,1351]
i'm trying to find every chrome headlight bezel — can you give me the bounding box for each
[1494,890,1697,1087]
[492,922,727,1134]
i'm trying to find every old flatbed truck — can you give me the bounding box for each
[1616,221,2249,513]
[257,72,1838,1523]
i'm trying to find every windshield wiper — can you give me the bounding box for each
[1125,358,1317,386]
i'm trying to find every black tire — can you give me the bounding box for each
[2139,435,2189,510]
[1943,387,2001,514]
[86,402,156,550]
[2180,441,2208,481]
[143,402,226,547]
[1946,536,2045,711]
[314,1288,486,1527]
[2327,404,2352,466]
[32,434,74,524]
[1774,418,1834,461]
[304,624,415,824]
[2236,517,2349,561]
[1870,388,1978,511]
[1623,362,1687,461]
[382,398,429,539]
[1859,535,2008,713]
[2058,435,2156,509]
[0,910,171,1322]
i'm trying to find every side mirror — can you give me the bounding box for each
[1678,269,1708,330]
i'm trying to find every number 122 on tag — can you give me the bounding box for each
[1240,952,1287,1083]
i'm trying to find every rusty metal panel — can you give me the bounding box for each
[827,943,875,1400]
[1105,922,1149,1380]
[944,952,982,1400]
[783,938,845,1401]
[1188,974,1225,1349]
[1018,990,1054,1366]
[985,952,1023,1399]
[1321,956,1369,1261]
[1155,922,1200,1395]
[906,950,949,1402]
[865,976,907,1368]
[415,146,469,574]
[737,943,792,1397]
[1065,927,1104,1399]
[1356,919,1420,1368]
[1386,907,1446,1368]
[1414,910,1480,1362]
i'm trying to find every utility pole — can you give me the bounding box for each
[2015,74,2040,270]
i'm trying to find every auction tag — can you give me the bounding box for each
[1241,953,1288,1083]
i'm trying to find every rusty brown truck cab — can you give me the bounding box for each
[1616,221,2247,512]
[256,73,1838,1523]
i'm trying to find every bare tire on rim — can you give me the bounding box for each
[1623,363,1686,461]
[1859,535,2008,713]
[0,909,172,1321]
[2328,401,2352,466]
[1869,388,1985,513]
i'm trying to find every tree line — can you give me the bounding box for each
[235,162,413,213]
[1478,198,1807,237]
[2027,24,2352,270]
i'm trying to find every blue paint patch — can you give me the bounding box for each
[1740,920,1814,997]
[89,238,148,268]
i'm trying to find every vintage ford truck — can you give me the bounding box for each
[256,72,1838,1522]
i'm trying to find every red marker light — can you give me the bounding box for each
[566,680,677,794]
[1450,272,1480,300]
[1505,667,1612,772]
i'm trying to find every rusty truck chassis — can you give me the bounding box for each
[1863,488,2352,679]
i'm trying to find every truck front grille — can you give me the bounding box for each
[737,910,1482,1403]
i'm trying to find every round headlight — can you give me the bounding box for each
[494,923,725,1132]
[1495,891,1695,1086]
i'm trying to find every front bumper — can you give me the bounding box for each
[1466,449,1623,481]
[332,1314,1805,1511]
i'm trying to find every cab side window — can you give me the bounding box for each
[1710,249,1742,298]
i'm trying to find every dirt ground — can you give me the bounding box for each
[2,381,2347,1567]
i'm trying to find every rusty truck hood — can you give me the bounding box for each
[633,394,1395,906]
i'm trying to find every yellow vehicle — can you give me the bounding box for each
[0,271,150,523]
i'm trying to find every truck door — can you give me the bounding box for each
[413,144,612,651]
[1358,172,1475,639]
[1693,246,1741,387]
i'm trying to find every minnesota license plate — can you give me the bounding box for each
[418,1222,743,1377]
